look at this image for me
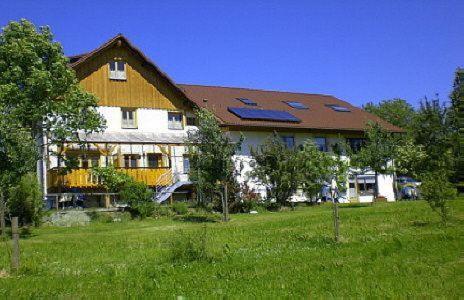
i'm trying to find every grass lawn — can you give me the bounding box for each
[0,200,463,297]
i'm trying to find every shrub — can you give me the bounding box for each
[168,226,217,263]
[7,173,43,226]
[420,172,457,223]
[151,204,174,218]
[119,180,154,218]
[171,202,189,215]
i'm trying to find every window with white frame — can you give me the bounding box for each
[168,112,183,130]
[109,61,127,80]
[183,155,190,174]
[121,108,137,129]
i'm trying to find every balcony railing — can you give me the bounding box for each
[47,168,173,189]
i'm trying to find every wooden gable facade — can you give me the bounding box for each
[70,35,194,111]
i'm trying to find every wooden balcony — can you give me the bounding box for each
[47,168,173,189]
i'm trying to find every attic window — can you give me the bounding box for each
[284,101,308,109]
[109,61,126,80]
[236,98,257,106]
[326,104,351,112]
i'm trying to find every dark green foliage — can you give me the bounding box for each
[449,69,464,187]
[7,173,43,226]
[171,202,189,215]
[412,97,454,174]
[119,180,154,218]
[93,166,154,218]
[420,172,457,223]
[364,98,416,130]
[186,108,242,206]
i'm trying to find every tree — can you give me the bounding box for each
[250,133,300,206]
[412,97,454,174]
[0,19,104,216]
[351,122,397,199]
[449,68,464,188]
[420,171,457,224]
[364,98,415,130]
[296,140,348,201]
[186,108,242,212]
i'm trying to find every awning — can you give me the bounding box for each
[77,132,188,144]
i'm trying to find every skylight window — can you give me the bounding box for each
[284,101,308,109]
[236,98,257,106]
[326,104,351,112]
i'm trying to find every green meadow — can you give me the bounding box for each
[0,200,463,298]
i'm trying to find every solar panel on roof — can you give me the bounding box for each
[284,101,308,109]
[228,107,300,123]
[236,98,257,106]
[326,104,351,112]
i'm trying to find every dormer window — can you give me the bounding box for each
[121,108,137,128]
[109,61,126,80]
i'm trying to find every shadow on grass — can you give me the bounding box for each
[173,213,221,223]
[339,203,372,209]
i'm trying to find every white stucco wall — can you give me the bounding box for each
[97,106,196,134]
[228,130,396,202]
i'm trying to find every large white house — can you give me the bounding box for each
[42,35,402,208]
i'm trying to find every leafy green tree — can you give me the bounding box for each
[186,108,242,207]
[296,140,348,200]
[412,97,454,174]
[420,171,457,224]
[0,19,104,221]
[351,122,398,198]
[449,68,464,187]
[364,98,415,130]
[250,133,300,206]
[394,136,428,178]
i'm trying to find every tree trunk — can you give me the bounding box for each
[0,190,5,237]
[374,171,379,200]
[333,201,340,243]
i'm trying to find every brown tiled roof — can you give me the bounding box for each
[178,84,403,133]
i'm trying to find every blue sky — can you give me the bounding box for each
[1,0,463,107]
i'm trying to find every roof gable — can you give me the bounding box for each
[69,34,196,109]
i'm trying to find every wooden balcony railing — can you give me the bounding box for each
[47,168,173,189]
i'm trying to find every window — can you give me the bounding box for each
[347,138,366,153]
[236,98,257,106]
[168,112,183,130]
[314,137,327,152]
[186,115,196,126]
[123,154,140,168]
[121,108,137,128]
[326,104,351,112]
[147,153,162,168]
[109,61,126,80]
[281,136,295,148]
[183,155,190,174]
[284,101,308,109]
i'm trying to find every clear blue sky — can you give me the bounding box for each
[1,0,463,107]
